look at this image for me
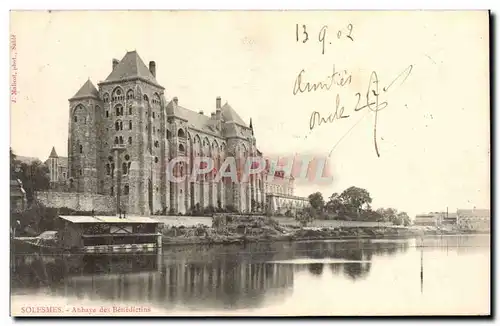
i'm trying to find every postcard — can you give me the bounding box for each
[10,10,490,317]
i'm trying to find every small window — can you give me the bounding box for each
[125,154,130,161]
[110,186,114,196]
[128,137,132,145]
[106,111,109,118]
[122,162,128,175]
[129,121,132,130]
[153,112,155,119]
[79,169,82,176]
[79,145,83,154]
[124,184,130,195]
[129,107,132,115]
[154,157,158,163]
[106,164,111,175]
[62,172,66,178]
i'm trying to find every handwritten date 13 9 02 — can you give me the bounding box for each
[296,24,354,55]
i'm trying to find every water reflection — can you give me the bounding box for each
[11,235,488,313]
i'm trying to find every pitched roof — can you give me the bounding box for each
[49,146,58,158]
[104,51,161,87]
[457,209,490,218]
[221,102,247,127]
[176,106,219,134]
[70,79,99,100]
[59,215,162,224]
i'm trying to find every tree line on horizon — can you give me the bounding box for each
[301,186,411,226]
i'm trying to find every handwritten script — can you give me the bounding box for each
[293,65,413,157]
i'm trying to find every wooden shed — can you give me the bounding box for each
[58,215,163,253]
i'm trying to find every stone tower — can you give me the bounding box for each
[68,79,101,193]
[97,51,165,216]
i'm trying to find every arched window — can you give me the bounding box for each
[143,94,149,102]
[178,129,185,137]
[152,112,155,119]
[128,137,132,145]
[103,93,110,103]
[114,137,118,144]
[122,162,128,175]
[124,184,129,195]
[112,87,124,101]
[126,89,134,100]
[119,136,124,144]
[129,121,132,130]
[179,144,185,152]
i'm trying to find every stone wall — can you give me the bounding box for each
[34,191,116,214]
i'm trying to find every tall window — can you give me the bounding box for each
[124,184,129,195]
[129,107,132,115]
[115,120,123,131]
[74,116,77,122]
[110,186,114,196]
[128,136,132,145]
[115,105,124,116]
[122,162,128,175]
[79,144,83,154]
[129,121,132,130]
[126,89,134,100]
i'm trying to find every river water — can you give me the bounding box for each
[10,234,490,316]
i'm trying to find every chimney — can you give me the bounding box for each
[216,96,221,109]
[199,110,204,115]
[112,59,119,70]
[173,97,178,105]
[149,61,156,78]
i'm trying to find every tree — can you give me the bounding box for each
[376,208,398,223]
[326,192,343,215]
[10,149,50,203]
[339,186,372,220]
[397,212,411,226]
[308,192,325,211]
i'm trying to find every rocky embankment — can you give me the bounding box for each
[160,215,472,246]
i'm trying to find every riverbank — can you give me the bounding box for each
[161,216,484,246]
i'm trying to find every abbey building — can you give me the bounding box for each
[53,50,269,215]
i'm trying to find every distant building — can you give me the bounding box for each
[456,208,490,231]
[262,159,309,215]
[44,147,69,190]
[414,213,439,226]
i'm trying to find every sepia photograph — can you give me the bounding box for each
[9,10,491,316]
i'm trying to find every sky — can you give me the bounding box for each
[9,11,490,217]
